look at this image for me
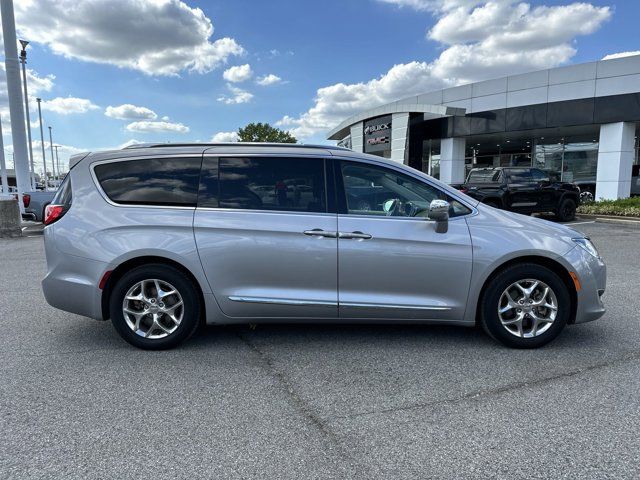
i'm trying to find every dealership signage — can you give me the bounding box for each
[363,115,392,154]
[364,122,390,135]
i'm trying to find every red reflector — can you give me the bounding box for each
[23,194,31,208]
[44,205,64,226]
[99,270,113,290]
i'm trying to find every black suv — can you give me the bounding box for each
[459,167,580,221]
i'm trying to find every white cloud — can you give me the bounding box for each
[41,97,100,115]
[602,51,640,61]
[277,62,447,139]
[377,0,484,12]
[223,64,253,83]
[0,64,55,120]
[13,0,245,76]
[126,120,189,133]
[105,104,157,121]
[211,131,239,142]
[429,2,611,83]
[256,74,282,86]
[281,1,611,139]
[217,84,253,104]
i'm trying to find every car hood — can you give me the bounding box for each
[471,203,584,240]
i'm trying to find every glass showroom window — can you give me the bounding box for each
[534,140,599,184]
[422,140,440,179]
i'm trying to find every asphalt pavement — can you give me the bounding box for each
[1,220,639,479]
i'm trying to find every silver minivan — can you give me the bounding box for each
[42,143,606,349]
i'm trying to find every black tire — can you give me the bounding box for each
[479,263,570,348]
[109,264,201,350]
[556,197,577,222]
[483,199,501,209]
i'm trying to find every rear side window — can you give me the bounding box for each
[506,169,533,183]
[530,169,550,182]
[94,157,201,206]
[199,157,327,213]
[467,169,502,183]
[52,174,72,207]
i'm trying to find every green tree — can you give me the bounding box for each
[237,122,297,143]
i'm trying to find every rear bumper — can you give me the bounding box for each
[42,227,107,320]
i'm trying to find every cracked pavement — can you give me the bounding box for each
[1,220,639,479]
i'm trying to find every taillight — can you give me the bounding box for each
[44,204,65,226]
[22,194,31,208]
[459,187,468,194]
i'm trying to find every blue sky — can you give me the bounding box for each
[1,0,639,173]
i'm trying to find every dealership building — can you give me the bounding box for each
[327,55,640,199]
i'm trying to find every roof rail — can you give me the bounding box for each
[122,142,351,151]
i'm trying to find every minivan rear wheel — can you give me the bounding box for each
[109,264,201,350]
[479,263,570,348]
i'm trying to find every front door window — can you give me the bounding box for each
[340,162,470,218]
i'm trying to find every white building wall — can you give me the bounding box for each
[350,122,363,153]
[440,138,466,184]
[390,113,409,164]
[595,122,635,200]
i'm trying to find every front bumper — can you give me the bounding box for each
[563,245,606,324]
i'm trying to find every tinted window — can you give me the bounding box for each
[467,169,503,183]
[506,169,533,183]
[204,157,326,213]
[94,157,201,206]
[530,169,549,182]
[546,98,594,127]
[594,93,640,124]
[505,105,547,131]
[469,109,506,135]
[340,162,470,218]
[53,174,72,207]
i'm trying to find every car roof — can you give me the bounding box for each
[71,142,401,168]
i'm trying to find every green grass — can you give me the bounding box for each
[577,196,640,217]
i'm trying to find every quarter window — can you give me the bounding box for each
[340,162,470,218]
[199,157,327,213]
[506,169,534,183]
[530,169,550,182]
[94,157,201,207]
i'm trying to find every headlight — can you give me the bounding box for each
[573,237,599,258]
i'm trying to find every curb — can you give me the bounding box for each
[577,214,640,225]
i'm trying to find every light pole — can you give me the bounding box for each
[1,0,31,212]
[54,145,60,177]
[48,126,56,184]
[0,116,8,194]
[36,98,48,190]
[19,39,35,190]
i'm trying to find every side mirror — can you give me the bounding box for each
[428,199,449,233]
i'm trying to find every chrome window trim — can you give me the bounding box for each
[196,207,336,218]
[89,154,203,210]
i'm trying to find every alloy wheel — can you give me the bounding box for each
[122,279,184,339]
[497,279,558,338]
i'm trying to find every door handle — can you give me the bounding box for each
[303,229,338,238]
[338,231,372,240]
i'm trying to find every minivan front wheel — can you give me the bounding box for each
[480,264,570,348]
[109,264,201,350]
